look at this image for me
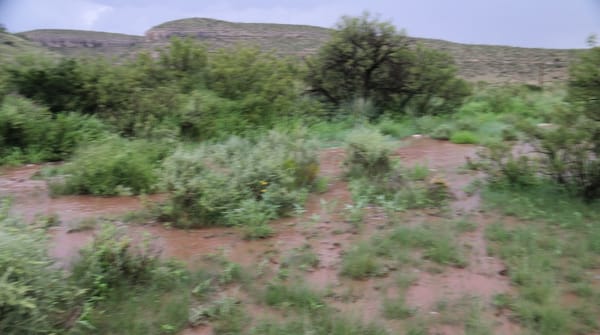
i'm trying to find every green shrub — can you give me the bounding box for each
[450,130,479,144]
[264,282,324,311]
[0,203,79,334]
[347,165,450,210]
[344,127,393,177]
[225,199,275,239]
[161,130,319,227]
[51,138,168,196]
[252,311,389,335]
[407,164,430,181]
[430,123,455,140]
[479,142,538,188]
[382,296,414,319]
[0,96,111,164]
[340,242,382,279]
[45,113,112,160]
[188,296,248,334]
[72,225,162,298]
[377,117,414,138]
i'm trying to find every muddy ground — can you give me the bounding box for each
[0,137,521,334]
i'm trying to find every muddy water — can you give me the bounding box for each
[397,139,518,334]
[0,164,163,223]
[0,164,164,266]
[1,138,520,334]
[0,148,353,269]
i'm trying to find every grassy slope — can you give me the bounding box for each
[16,17,583,83]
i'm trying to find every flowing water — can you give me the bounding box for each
[1,138,520,334]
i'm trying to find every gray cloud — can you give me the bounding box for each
[0,0,598,48]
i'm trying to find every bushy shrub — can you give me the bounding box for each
[377,117,415,139]
[450,130,479,144]
[51,138,168,196]
[72,225,162,299]
[430,123,455,140]
[343,130,451,209]
[161,130,319,227]
[479,142,538,188]
[340,242,381,279]
[344,127,393,177]
[0,203,79,334]
[0,96,112,164]
[225,199,275,239]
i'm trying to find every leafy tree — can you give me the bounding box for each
[5,57,85,114]
[207,46,300,126]
[404,45,471,116]
[305,13,469,117]
[507,46,600,200]
[157,37,207,91]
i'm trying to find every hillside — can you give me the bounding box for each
[0,30,58,62]
[17,18,583,84]
[18,29,144,58]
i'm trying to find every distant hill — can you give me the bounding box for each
[0,30,58,62]
[18,29,144,58]
[16,18,584,84]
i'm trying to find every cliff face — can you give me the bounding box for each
[17,18,583,84]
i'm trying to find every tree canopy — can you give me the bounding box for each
[305,13,469,117]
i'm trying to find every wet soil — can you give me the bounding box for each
[0,164,164,223]
[0,137,518,334]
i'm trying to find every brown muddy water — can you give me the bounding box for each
[1,138,520,334]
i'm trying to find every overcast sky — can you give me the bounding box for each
[1,0,598,48]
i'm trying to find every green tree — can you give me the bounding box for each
[157,37,207,91]
[568,46,600,125]
[305,13,468,117]
[207,46,299,126]
[404,45,471,116]
[5,57,85,113]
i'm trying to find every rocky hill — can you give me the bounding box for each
[16,18,584,84]
[0,30,58,62]
[18,29,144,58]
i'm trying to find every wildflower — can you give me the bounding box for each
[259,180,269,186]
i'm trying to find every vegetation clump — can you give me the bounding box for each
[160,130,319,227]
[49,138,169,196]
[0,204,78,334]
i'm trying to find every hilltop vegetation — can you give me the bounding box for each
[15,17,581,84]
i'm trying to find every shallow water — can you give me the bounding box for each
[1,138,520,334]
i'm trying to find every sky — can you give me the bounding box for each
[0,0,599,49]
